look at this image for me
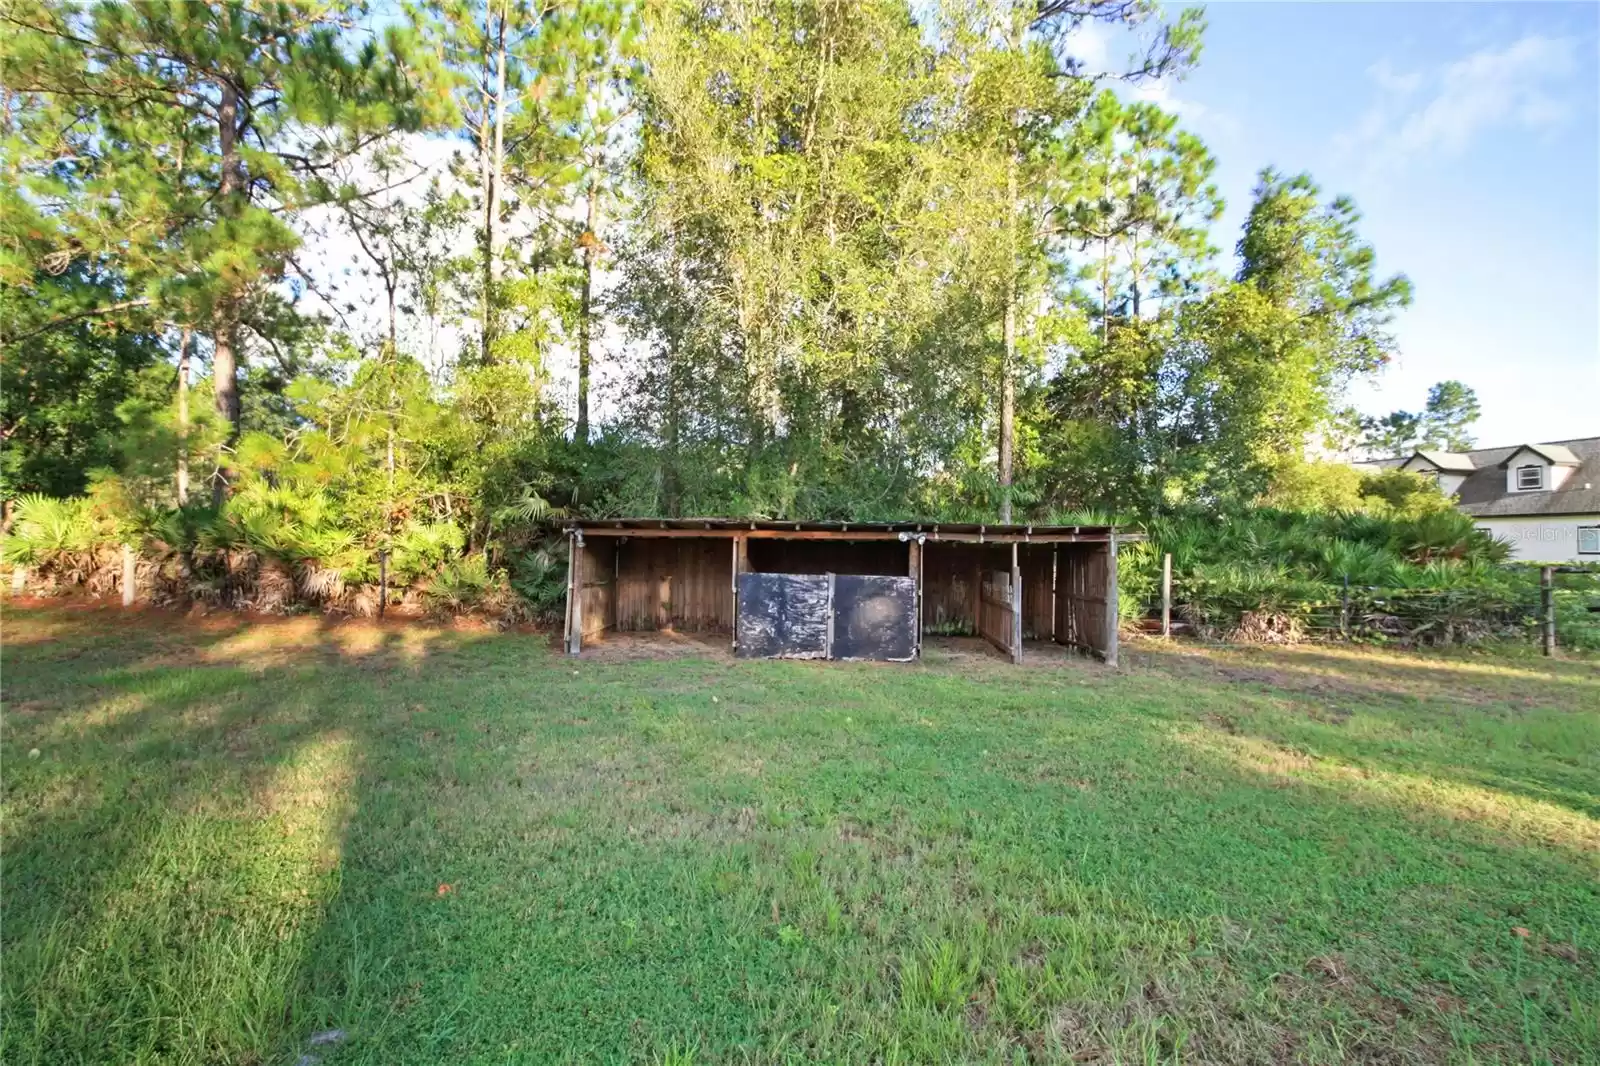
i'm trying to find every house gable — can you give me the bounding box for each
[1499,445,1578,494]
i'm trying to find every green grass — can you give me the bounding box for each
[2,606,1596,1065]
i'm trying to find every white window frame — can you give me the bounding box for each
[1579,526,1600,556]
[1516,464,1544,491]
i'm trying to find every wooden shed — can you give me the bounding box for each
[562,519,1127,665]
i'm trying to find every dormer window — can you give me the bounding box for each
[1516,465,1544,491]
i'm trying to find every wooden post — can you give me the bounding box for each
[825,571,836,660]
[378,549,388,619]
[1010,541,1022,665]
[731,534,747,652]
[562,532,574,651]
[1160,552,1171,638]
[121,543,137,607]
[1339,574,1350,639]
[907,536,923,658]
[569,532,585,655]
[1541,566,1555,657]
[1103,532,1119,668]
[11,564,26,595]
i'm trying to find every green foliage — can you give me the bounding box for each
[1257,458,1366,513]
[2,494,112,563]
[1131,506,1532,645]
[422,553,496,615]
[7,0,1512,641]
[1359,379,1482,456]
[1354,468,1457,518]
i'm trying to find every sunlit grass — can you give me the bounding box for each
[2,607,1596,1065]
[1179,728,1600,856]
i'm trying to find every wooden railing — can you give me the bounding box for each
[978,569,1021,662]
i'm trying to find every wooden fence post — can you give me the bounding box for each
[378,550,388,619]
[1160,552,1171,638]
[121,543,137,607]
[1541,566,1555,657]
[10,564,26,595]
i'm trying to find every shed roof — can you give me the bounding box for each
[568,517,1133,544]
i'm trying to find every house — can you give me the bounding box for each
[1357,437,1600,563]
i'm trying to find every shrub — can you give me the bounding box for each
[1135,507,1547,647]
[423,555,495,616]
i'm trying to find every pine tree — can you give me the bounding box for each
[4,0,442,501]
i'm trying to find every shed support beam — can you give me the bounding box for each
[1103,531,1119,668]
[1011,541,1023,665]
[567,531,585,656]
[908,536,923,658]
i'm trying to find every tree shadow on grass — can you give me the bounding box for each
[4,607,1597,1065]
[0,606,489,1066]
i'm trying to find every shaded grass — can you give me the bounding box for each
[1,607,1596,1064]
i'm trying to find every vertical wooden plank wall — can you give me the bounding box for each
[921,542,1011,634]
[1017,544,1055,640]
[1052,542,1118,662]
[977,569,1015,657]
[613,537,735,632]
[579,539,614,641]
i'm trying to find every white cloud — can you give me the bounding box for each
[1340,34,1579,174]
[1124,78,1238,138]
[1063,20,1111,75]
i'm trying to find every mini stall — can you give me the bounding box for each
[562,519,1126,665]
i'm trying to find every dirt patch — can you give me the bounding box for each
[921,636,1107,673]
[577,630,734,662]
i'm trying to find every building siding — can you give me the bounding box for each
[1473,515,1600,563]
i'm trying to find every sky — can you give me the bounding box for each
[1096,0,1599,448]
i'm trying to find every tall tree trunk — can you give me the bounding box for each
[176,326,191,505]
[480,3,507,364]
[999,148,1018,524]
[1100,169,1113,345]
[212,78,244,506]
[663,344,681,516]
[576,175,599,445]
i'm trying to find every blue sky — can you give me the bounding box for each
[1100,1,1599,448]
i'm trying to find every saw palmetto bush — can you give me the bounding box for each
[1131,507,1535,646]
[1,491,127,596]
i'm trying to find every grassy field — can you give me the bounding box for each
[1,605,1596,1065]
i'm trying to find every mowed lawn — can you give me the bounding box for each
[2,607,1596,1066]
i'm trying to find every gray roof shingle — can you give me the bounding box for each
[1446,437,1600,517]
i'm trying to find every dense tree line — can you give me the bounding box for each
[5,0,1491,615]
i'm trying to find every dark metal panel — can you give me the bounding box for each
[832,575,917,661]
[736,573,830,659]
